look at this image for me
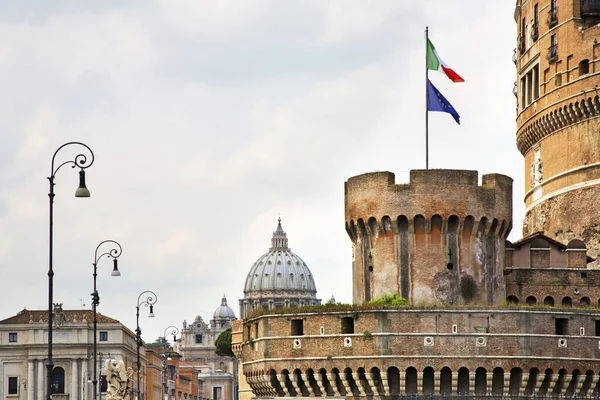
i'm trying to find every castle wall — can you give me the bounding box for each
[237,308,600,397]
[345,170,512,306]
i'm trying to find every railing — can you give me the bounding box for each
[581,0,600,16]
[547,43,558,63]
[531,21,539,41]
[518,35,526,54]
[548,6,558,27]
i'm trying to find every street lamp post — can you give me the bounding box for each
[161,326,178,399]
[47,142,94,400]
[136,291,157,400]
[91,240,122,399]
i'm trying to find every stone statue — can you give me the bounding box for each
[104,359,133,400]
[52,303,66,328]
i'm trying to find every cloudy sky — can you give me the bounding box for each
[0,1,522,343]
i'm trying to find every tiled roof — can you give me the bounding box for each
[0,309,120,325]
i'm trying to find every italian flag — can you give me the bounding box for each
[427,38,464,83]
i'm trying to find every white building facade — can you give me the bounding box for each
[0,308,141,399]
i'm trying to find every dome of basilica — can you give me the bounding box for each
[240,218,320,318]
[244,219,317,294]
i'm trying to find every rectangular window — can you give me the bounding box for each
[291,319,304,336]
[99,331,108,342]
[100,375,107,392]
[595,320,600,336]
[254,323,259,339]
[8,332,17,343]
[555,318,568,335]
[8,377,18,395]
[341,317,355,334]
[195,334,203,344]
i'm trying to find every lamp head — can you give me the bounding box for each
[111,259,121,276]
[148,304,155,318]
[75,169,91,198]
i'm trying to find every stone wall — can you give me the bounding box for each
[345,170,512,306]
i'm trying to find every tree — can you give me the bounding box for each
[215,328,234,357]
[146,336,171,350]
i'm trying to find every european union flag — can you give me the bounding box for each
[427,79,460,125]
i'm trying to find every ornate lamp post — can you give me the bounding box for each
[135,291,157,400]
[161,325,178,398]
[47,142,94,400]
[91,240,122,399]
[162,325,179,349]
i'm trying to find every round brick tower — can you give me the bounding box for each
[515,0,600,257]
[344,169,513,306]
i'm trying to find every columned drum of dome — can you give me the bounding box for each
[239,219,321,319]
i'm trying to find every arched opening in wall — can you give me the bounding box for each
[270,369,285,397]
[319,368,334,396]
[492,367,504,395]
[579,59,590,76]
[423,367,435,394]
[414,215,426,244]
[580,296,591,307]
[306,369,321,396]
[524,368,539,396]
[51,367,65,394]
[357,367,368,397]
[544,296,555,306]
[387,367,400,395]
[477,217,488,237]
[506,295,519,304]
[497,220,507,239]
[457,367,469,394]
[381,215,393,235]
[344,368,360,397]
[404,367,417,394]
[526,296,537,305]
[581,370,595,395]
[331,368,345,396]
[398,215,410,299]
[368,217,378,238]
[463,215,474,241]
[539,369,553,395]
[370,367,385,396]
[475,368,487,394]
[294,369,309,396]
[346,220,357,242]
[440,367,452,394]
[357,368,372,396]
[509,367,523,396]
[552,369,567,395]
[565,369,580,395]
[431,215,443,245]
[562,297,573,307]
[282,369,297,396]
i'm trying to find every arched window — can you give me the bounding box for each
[562,297,572,307]
[51,367,65,393]
[579,59,590,76]
[507,295,519,305]
[526,296,537,305]
[544,296,555,306]
[580,297,591,307]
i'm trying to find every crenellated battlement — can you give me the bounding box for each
[344,169,513,306]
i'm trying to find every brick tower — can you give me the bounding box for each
[515,0,600,257]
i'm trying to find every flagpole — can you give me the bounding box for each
[425,26,429,170]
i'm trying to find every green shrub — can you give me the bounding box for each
[367,293,408,306]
